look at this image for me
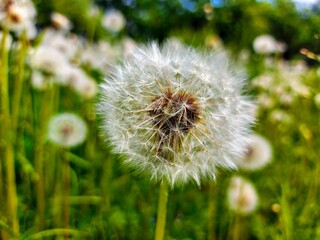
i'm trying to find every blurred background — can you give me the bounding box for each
[0,0,320,239]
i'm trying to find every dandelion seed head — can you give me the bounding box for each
[0,0,36,39]
[48,113,87,148]
[227,176,258,215]
[102,9,126,33]
[253,34,285,54]
[51,12,71,31]
[235,133,272,170]
[30,46,71,84]
[67,67,97,99]
[99,42,255,187]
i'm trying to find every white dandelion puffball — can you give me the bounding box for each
[99,43,255,187]
[235,133,272,170]
[253,35,279,54]
[227,176,258,215]
[0,0,37,39]
[102,9,126,33]
[51,12,71,31]
[48,113,87,147]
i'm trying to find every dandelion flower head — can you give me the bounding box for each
[253,34,285,54]
[227,176,258,215]
[99,43,255,187]
[235,133,272,170]
[48,113,87,148]
[0,0,37,39]
[102,9,126,33]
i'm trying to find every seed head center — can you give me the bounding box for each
[148,89,200,152]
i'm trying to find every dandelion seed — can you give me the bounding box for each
[235,133,272,170]
[31,70,49,90]
[51,12,71,31]
[253,34,285,54]
[99,42,255,187]
[48,113,87,147]
[66,67,97,99]
[80,41,116,70]
[102,9,126,33]
[0,0,37,39]
[41,29,79,60]
[227,176,258,215]
[30,45,71,84]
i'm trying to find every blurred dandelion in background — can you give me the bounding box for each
[102,9,126,33]
[0,0,37,38]
[253,34,286,54]
[227,176,258,215]
[50,12,72,32]
[235,133,272,171]
[47,113,87,148]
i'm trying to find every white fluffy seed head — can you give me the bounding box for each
[98,42,255,187]
[0,0,37,39]
[30,45,70,83]
[66,67,97,99]
[253,34,285,54]
[235,133,272,170]
[51,12,71,31]
[48,113,87,148]
[102,9,126,33]
[227,176,258,215]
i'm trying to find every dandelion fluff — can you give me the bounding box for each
[99,43,255,186]
[235,133,272,170]
[48,113,87,147]
[227,176,258,215]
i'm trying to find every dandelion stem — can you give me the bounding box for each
[63,149,70,240]
[12,32,28,140]
[34,88,55,231]
[232,214,241,240]
[208,182,217,240]
[0,28,20,237]
[154,180,169,240]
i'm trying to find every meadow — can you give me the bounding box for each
[0,0,320,239]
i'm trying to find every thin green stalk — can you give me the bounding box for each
[11,32,28,140]
[63,149,70,240]
[29,228,88,239]
[279,184,292,240]
[101,156,113,212]
[154,180,169,240]
[232,214,241,240]
[0,28,19,237]
[208,182,216,240]
[34,87,55,231]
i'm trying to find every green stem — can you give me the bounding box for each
[34,87,55,231]
[232,214,241,240]
[63,149,70,240]
[280,184,292,240]
[11,33,28,140]
[208,182,216,240]
[0,29,19,237]
[29,228,88,239]
[154,180,169,240]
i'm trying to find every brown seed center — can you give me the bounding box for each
[148,89,200,159]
